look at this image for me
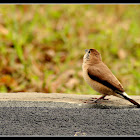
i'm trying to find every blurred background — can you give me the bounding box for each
[0,4,140,95]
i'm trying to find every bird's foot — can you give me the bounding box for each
[83,95,109,104]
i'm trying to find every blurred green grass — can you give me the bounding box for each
[0,5,140,95]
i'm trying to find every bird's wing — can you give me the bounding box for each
[87,62,124,92]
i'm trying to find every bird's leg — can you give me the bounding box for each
[84,95,108,104]
[94,95,107,103]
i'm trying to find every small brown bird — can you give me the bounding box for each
[82,48,140,108]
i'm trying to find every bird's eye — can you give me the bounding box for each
[88,50,90,53]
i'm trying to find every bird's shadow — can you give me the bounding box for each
[80,98,138,109]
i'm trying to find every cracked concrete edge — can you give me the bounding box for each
[0,92,140,109]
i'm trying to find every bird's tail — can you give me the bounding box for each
[115,91,140,108]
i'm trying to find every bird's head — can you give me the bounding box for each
[83,49,102,64]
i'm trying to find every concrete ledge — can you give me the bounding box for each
[1,92,140,136]
[0,92,140,108]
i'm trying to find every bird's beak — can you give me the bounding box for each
[85,49,89,53]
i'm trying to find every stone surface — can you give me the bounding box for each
[0,92,140,108]
[0,92,140,136]
[1,107,140,136]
